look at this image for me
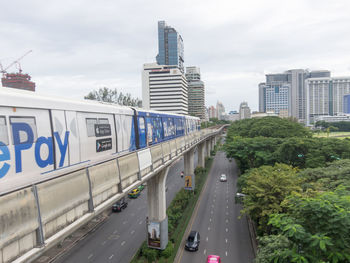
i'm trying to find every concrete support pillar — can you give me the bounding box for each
[211,138,215,152]
[147,167,169,250]
[184,148,195,177]
[184,148,195,190]
[206,139,211,156]
[198,143,205,168]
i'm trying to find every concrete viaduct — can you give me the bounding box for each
[0,125,226,263]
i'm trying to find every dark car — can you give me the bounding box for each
[185,231,200,251]
[112,197,128,212]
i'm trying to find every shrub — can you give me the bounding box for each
[160,242,174,258]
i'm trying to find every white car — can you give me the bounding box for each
[220,174,227,182]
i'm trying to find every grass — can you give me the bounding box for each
[313,131,350,139]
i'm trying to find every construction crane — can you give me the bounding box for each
[0,50,32,76]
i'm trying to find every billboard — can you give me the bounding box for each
[147,221,161,248]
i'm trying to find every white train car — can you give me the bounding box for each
[0,88,135,192]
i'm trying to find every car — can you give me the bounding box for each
[128,188,140,198]
[220,174,227,182]
[137,184,145,191]
[207,255,221,262]
[185,231,200,251]
[112,197,128,212]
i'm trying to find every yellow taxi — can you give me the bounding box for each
[128,188,140,198]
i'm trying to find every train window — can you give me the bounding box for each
[98,118,109,124]
[86,118,97,137]
[0,116,9,145]
[86,118,110,137]
[10,116,38,144]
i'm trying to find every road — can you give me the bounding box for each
[177,151,254,263]
[54,153,197,263]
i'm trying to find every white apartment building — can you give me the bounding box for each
[306,77,350,125]
[142,63,188,114]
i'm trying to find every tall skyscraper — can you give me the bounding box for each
[186,67,205,120]
[156,21,184,73]
[142,63,188,115]
[306,76,350,125]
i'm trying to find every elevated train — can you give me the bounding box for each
[0,88,200,190]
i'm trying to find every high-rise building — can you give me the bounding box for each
[259,69,331,122]
[186,67,205,120]
[306,76,350,125]
[208,106,217,119]
[156,21,184,73]
[142,63,188,115]
[239,102,251,120]
[344,94,350,114]
[258,83,266,112]
[216,101,225,120]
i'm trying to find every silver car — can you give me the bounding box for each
[220,174,227,182]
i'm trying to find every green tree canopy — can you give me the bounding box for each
[226,117,312,139]
[265,189,350,263]
[240,163,303,233]
[85,87,142,107]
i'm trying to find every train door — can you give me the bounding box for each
[138,116,147,148]
[65,111,81,165]
[51,110,70,168]
[77,112,116,162]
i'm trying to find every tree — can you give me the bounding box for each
[226,117,312,139]
[240,163,303,234]
[266,188,350,262]
[85,87,142,107]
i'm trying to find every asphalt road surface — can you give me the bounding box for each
[177,151,254,263]
[54,153,198,263]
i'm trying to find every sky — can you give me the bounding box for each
[1,0,350,112]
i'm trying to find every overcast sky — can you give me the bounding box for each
[1,0,350,112]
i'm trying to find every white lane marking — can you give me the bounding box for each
[210,218,212,222]
[121,241,126,246]
[226,251,228,256]
[206,237,208,242]
[88,254,93,259]
[204,249,207,255]
[226,228,228,232]
[123,221,127,224]
[131,230,135,235]
[109,254,114,260]
[113,230,118,234]
[139,220,143,224]
[225,238,228,243]
[226,219,228,223]
[227,200,228,203]
[101,241,106,245]
[226,205,228,209]
[208,227,210,231]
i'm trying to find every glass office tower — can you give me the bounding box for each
[156,21,184,72]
